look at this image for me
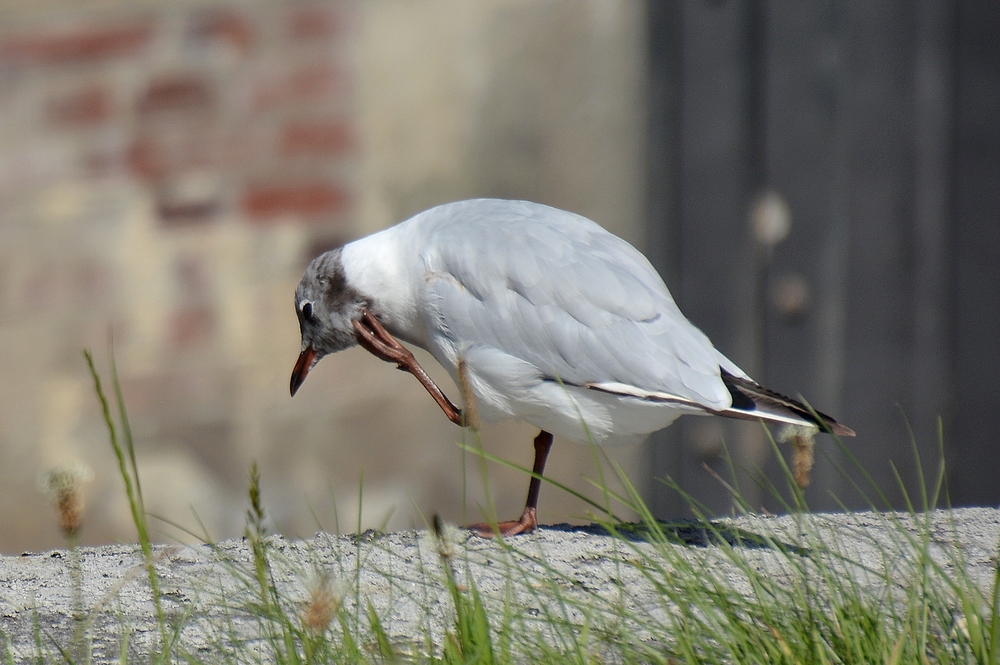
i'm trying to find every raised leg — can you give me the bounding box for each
[468,430,553,538]
[352,309,464,426]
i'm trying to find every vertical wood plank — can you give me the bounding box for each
[951,0,1000,505]
[838,1,921,502]
[670,0,765,514]
[910,0,955,491]
[644,0,685,517]
[760,1,852,509]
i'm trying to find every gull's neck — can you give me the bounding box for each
[339,223,426,347]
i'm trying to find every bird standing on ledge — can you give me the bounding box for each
[289,199,854,537]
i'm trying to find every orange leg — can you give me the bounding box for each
[353,309,553,538]
[353,309,464,426]
[468,430,553,538]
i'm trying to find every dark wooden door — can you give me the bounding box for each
[645,0,999,516]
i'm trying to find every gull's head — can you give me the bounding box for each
[290,249,370,396]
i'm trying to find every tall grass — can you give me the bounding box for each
[14,352,999,663]
[83,350,172,660]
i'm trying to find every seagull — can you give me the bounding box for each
[290,199,854,537]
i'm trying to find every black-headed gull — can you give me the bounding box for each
[290,199,853,536]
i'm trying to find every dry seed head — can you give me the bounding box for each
[302,572,342,635]
[776,423,819,444]
[426,515,462,560]
[777,425,817,490]
[39,462,94,537]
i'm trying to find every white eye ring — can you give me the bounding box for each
[300,300,314,319]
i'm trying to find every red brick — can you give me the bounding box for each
[218,127,262,167]
[119,370,222,422]
[157,198,219,226]
[17,263,100,311]
[174,255,210,297]
[73,260,112,304]
[127,137,168,181]
[282,120,354,157]
[84,150,119,177]
[289,6,340,41]
[127,132,218,182]
[169,305,215,350]
[193,10,256,55]
[253,64,341,110]
[47,86,113,127]
[18,266,58,312]
[241,182,349,220]
[139,77,213,116]
[1,23,151,64]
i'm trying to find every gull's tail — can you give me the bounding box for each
[717,369,856,437]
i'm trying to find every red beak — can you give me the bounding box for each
[290,345,318,396]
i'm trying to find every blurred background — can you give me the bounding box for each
[0,0,996,554]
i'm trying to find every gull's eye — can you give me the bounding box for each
[300,301,314,321]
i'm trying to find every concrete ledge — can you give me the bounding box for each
[2,507,997,661]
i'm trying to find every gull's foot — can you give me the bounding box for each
[467,507,537,538]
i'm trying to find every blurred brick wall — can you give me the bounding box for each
[0,0,646,553]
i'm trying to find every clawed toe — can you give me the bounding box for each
[467,507,537,538]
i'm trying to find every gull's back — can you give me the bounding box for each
[396,199,745,423]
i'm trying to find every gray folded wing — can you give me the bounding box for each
[416,200,741,410]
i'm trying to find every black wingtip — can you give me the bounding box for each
[826,420,856,438]
[720,369,855,437]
